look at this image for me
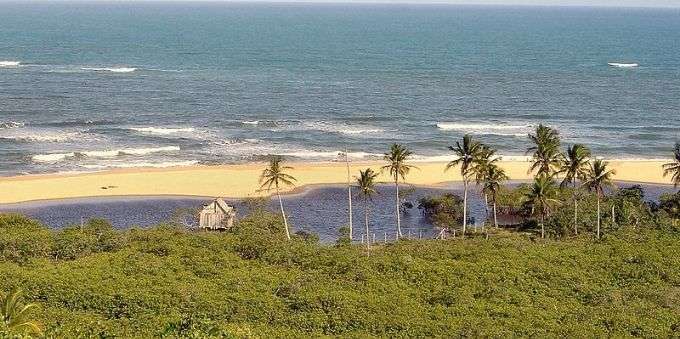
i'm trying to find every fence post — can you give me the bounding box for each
[361,234,364,244]
[384,232,387,244]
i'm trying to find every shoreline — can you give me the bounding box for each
[0,160,671,204]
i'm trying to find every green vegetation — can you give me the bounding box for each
[0,210,678,337]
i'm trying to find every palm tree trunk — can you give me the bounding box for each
[365,196,370,254]
[596,195,601,239]
[395,175,401,239]
[484,194,489,220]
[463,179,468,235]
[346,150,353,240]
[277,186,290,240]
[574,199,578,235]
[541,214,545,239]
[493,202,498,228]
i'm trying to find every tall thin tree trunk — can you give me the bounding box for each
[277,187,290,240]
[541,214,545,239]
[596,195,601,239]
[365,196,370,255]
[611,205,615,225]
[395,175,401,239]
[574,199,578,235]
[463,179,468,235]
[493,202,498,228]
[484,194,489,220]
[346,149,353,240]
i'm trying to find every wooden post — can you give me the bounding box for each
[361,234,364,244]
[384,232,387,244]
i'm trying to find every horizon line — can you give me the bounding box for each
[2,0,679,9]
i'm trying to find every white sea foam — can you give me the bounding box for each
[0,61,20,67]
[301,121,385,136]
[130,127,196,135]
[80,160,199,169]
[82,67,137,73]
[0,121,24,129]
[608,62,639,68]
[241,120,260,125]
[1,131,80,143]
[281,150,381,160]
[32,146,180,163]
[436,122,532,136]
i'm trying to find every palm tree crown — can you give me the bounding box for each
[583,159,616,197]
[1,288,42,336]
[524,174,561,238]
[382,144,417,181]
[446,134,483,178]
[527,124,563,177]
[260,155,297,191]
[482,164,509,202]
[356,168,379,200]
[560,144,591,188]
[662,142,680,187]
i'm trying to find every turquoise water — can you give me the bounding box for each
[1,3,679,175]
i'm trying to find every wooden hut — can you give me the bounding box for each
[199,198,236,230]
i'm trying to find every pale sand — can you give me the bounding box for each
[0,160,671,204]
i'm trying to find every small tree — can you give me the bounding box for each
[559,144,591,235]
[382,144,417,239]
[356,168,379,254]
[583,159,616,239]
[446,134,483,234]
[662,142,680,188]
[523,175,560,239]
[260,155,297,240]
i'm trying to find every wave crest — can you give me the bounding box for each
[32,146,180,163]
[608,62,639,68]
[0,61,20,67]
[130,127,196,135]
[0,121,24,129]
[82,67,137,73]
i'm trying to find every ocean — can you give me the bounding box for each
[1,2,679,175]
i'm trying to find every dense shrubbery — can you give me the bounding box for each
[1,200,679,337]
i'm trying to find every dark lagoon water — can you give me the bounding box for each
[0,182,674,243]
[1,3,679,175]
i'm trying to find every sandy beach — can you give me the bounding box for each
[0,160,670,204]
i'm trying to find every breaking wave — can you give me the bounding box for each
[0,121,24,129]
[32,146,181,163]
[130,127,196,135]
[436,122,531,136]
[0,131,81,143]
[80,160,199,169]
[81,67,137,73]
[0,61,20,67]
[608,62,639,68]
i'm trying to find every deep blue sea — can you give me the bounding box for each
[1,3,679,175]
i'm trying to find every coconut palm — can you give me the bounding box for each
[472,145,499,220]
[662,142,680,188]
[382,144,417,239]
[524,174,560,239]
[559,144,591,235]
[0,288,42,336]
[583,159,616,239]
[260,155,297,240]
[446,134,483,234]
[356,168,379,254]
[527,124,563,177]
[481,164,509,228]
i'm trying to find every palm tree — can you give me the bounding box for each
[559,144,591,235]
[481,164,509,228]
[446,134,483,234]
[527,124,563,177]
[342,149,354,240]
[260,155,297,240]
[662,142,680,188]
[356,168,379,254]
[472,145,500,220]
[382,144,417,239]
[524,175,560,239]
[0,288,42,336]
[583,159,616,239]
